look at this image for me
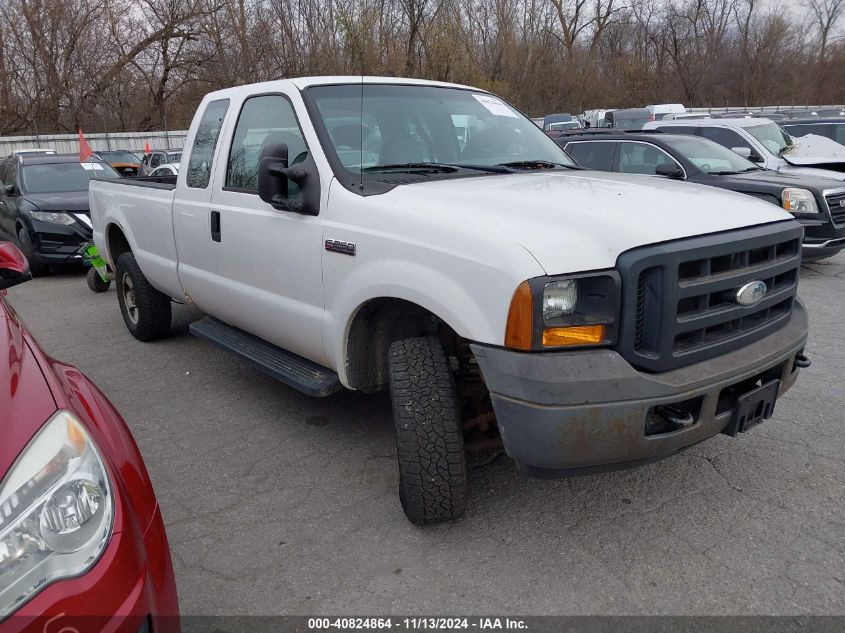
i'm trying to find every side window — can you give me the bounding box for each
[565,141,616,171]
[187,98,230,189]
[150,153,163,168]
[0,162,14,187]
[836,125,845,145]
[784,123,832,139]
[226,95,307,193]
[701,127,752,152]
[618,142,677,175]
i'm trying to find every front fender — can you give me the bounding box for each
[324,258,515,388]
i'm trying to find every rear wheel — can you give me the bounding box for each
[86,266,111,292]
[17,227,48,277]
[115,252,171,341]
[388,336,468,525]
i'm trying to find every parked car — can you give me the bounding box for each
[606,107,651,130]
[140,150,182,176]
[647,103,686,120]
[560,132,845,260]
[0,242,179,630]
[583,109,615,129]
[0,154,121,275]
[149,163,180,177]
[643,118,845,181]
[782,118,845,147]
[662,113,712,120]
[546,120,582,132]
[91,76,809,525]
[542,113,575,130]
[95,150,142,177]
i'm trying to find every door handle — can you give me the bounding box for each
[210,210,221,242]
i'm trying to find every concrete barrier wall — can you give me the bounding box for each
[0,130,189,156]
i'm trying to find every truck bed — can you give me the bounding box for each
[89,175,183,301]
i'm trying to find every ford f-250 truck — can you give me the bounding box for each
[90,77,810,525]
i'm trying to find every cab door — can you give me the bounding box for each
[178,91,326,365]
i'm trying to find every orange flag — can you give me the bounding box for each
[144,142,151,154]
[79,130,94,162]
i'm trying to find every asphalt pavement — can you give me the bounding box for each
[6,255,845,616]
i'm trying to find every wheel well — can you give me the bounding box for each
[346,298,458,393]
[106,224,131,265]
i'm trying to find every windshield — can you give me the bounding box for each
[21,161,120,193]
[99,150,139,163]
[746,122,792,155]
[615,117,650,130]
[307,84,573,177]
[664,136,759,174]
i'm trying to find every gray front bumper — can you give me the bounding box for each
[471,301,809,476]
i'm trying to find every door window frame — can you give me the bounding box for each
[221,92,311,196]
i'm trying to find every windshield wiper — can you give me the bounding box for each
[361,162,458,173]
[361,162,511,174]
[496,160,577,170]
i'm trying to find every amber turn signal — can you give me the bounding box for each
[504,281,533,350]
[542,324,606,347]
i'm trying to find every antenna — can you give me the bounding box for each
[359,0,365,192]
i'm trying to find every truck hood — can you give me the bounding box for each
[725,169,845,192]
[383,170,794,273]
[782,134,845,169]
[24,191,90,212]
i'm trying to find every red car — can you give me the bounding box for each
[0,242,179,631]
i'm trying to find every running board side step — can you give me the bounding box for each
[189,317,342,397]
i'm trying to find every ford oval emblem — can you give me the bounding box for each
[735,281,768,306]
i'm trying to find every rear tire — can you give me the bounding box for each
[86,267,111,292]
[388,336,468,525]
[115,252,171,341]
[17,227,48,277]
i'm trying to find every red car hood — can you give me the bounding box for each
[0,293,57,473]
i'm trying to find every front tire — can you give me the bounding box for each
[17,227,48,277]
[115,252,171,341]
[388,336,468,525]
[86,266,111,292]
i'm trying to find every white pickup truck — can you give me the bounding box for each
[91,77,810,524]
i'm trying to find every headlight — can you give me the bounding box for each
[506,272,620,350]
[0,411,114,617]
[30,211,76,225]
[782,188,819,214]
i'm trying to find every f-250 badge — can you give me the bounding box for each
[325,239,356,256]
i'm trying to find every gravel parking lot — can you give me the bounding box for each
[6,255,844,616]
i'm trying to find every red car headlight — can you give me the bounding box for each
[0,410,114,617]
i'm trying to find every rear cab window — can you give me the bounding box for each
[186,99,230,189]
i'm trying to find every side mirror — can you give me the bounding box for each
[655,164,684,178]
[3,184,18,196]
[731,147,752,158]
[258,142,317,215]
[0,242,31,290]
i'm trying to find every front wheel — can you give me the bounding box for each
[115,252,171,341]
[388,336,468,525]
[17,227,48,277]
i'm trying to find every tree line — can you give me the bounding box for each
[0,0,843,136]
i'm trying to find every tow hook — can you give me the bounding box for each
[794,353,811,369]
[654,405,695,430]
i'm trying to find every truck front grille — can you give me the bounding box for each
[825,190,845,226]
[616,222,803,372]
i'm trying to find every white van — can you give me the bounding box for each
[648,104,687,120]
